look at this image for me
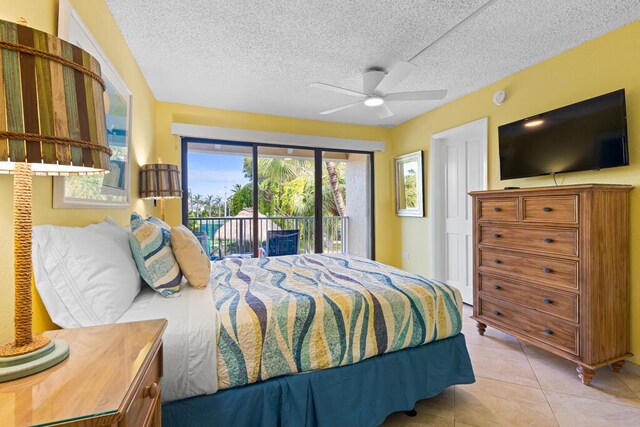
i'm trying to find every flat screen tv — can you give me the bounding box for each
[499,89,628,180]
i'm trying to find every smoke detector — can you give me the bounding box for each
[493,90,508,105]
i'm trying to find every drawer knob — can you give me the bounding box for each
[493,259,501,264]
[492,284,501,290]
[144,382,159,399]
[543,267,553,273]
[492,310,502,316]
[543,207,553,212]
[493,233,502,238]
[494,207,502,212]
[543,329,553,335]
[543,298,553,304]
[543,238,554,243]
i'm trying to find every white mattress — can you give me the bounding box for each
[117,284,218,402]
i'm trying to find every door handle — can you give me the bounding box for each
[492,284,501,290]
[493,233,502,238]
[543,329,553,335]
[493,207,502,212]
[543,207,553,212]
[543,238,554,243]
[493,259,501,264]
[492,310,501,316]
[543,267,553,273]
[543,298,553,304]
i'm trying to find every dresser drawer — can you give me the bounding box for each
[479,298,578,355]
[478,197,518,222]
[522,195,578,224]
[479,274,578,322]
[479,249,578,290]
[480,225,578,257]
[123,343,162,427]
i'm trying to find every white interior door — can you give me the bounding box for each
[430,118,487,304]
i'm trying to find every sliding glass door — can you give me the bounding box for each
[182,138,374,259]
[257,146,316,256]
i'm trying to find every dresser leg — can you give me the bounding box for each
[576,365,595,385]
[476,321,487,336]
[610,360,625,373]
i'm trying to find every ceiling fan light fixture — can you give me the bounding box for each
[364,96,384,107]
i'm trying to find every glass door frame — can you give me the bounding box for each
[180,137,376,259]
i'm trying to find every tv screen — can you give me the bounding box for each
[499,89,628,180]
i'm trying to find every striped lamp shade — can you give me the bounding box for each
[139,164,183,199]
[0,20,110,176]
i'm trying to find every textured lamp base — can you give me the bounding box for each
[0,339,69,383]
[0,335,50,356]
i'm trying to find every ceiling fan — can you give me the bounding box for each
[311,61,447,119]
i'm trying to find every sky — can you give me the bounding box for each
[187,152,250,198]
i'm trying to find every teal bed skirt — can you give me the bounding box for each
[162,333,474,427]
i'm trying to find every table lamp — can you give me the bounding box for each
[0,19,111,382]
[139,163,182,221]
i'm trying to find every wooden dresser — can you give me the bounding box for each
[470,184,632,385]
[0,319,167,426]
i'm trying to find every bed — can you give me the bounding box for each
[116,253,475,427]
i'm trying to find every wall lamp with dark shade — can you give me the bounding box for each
[139,163,183,221]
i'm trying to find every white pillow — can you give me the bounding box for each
[33,220,142,328]
[104,216,132,235]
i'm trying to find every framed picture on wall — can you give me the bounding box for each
[53,0,132,208]
[395,151,424,217]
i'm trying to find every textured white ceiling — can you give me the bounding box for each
[105,0,640,127]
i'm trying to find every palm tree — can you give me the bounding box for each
[257,157,298,182]
[232,156,346,218]
[187,189,194,216]
[324,161,345,216]
[230,184,252,216]
[193,194,204,217]
[213,195,223,216]
[204,194,215,217]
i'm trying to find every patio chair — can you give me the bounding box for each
[192,231,223,261]
[266,230,300,257]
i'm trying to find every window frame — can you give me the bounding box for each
[180,137,375,259]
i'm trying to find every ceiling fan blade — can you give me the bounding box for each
[311,82,367,98]
[375,103,394,119]
[320,100,364,115]
[374,61,416,94]
[363,70,385,94]
[385,90,448,102]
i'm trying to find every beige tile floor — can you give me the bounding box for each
[382,305,640,427]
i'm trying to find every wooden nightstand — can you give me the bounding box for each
[0,319,167,426]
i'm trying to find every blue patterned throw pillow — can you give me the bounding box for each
[129,212,182,297]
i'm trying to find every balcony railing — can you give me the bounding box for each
[188,216,348,257]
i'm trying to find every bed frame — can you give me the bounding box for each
[162,333,474,427]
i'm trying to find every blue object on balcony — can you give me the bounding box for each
[210,247,223,261]
[266,230,300,257]
[192,231,223,261]
[192,231,209,254]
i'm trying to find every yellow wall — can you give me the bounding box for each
[0,0,156,343]
[154,102,399,265]
[391,20,640,363]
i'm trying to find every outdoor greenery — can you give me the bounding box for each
[187,157,347,218]
[187,191,226,217]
